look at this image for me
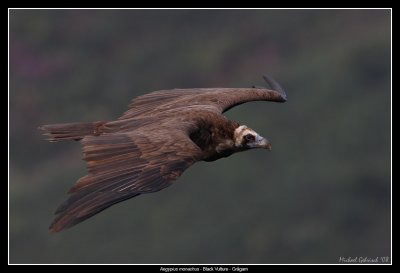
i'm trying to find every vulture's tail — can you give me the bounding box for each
[39,121,106,142]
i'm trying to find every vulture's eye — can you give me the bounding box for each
[244,134,255,142]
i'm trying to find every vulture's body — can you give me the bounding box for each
[40,76,287,232]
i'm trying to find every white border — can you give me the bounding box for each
[8,8,392,266]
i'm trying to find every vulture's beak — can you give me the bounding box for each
[256,135,272,150]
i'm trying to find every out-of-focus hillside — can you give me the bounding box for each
[9,10,391,264]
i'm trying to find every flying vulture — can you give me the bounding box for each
[40,75,287,232]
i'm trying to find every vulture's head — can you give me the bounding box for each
[233,125,271,150]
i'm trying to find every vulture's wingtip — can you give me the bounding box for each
[48,225,58,233]
[262,75,287,101]
[49,222,65,233]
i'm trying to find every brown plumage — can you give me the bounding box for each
[40,75,287,232]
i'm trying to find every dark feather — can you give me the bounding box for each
[39,121,106,141]
[262,75,287,100]
[49,128,201,232]
[41,76,287,232]
[120,86,286,119]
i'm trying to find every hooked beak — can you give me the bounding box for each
[255,135,272,150]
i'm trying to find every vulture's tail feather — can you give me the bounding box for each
[39,121,106,142]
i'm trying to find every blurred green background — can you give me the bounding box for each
[9,10,391,264]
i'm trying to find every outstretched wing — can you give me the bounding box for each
[49,127,202,232]
[120,75,287,119]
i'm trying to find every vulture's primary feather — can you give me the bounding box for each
[40,75,287,232]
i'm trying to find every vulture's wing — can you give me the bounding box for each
[49,126,201,232]
[120,75,287,119]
